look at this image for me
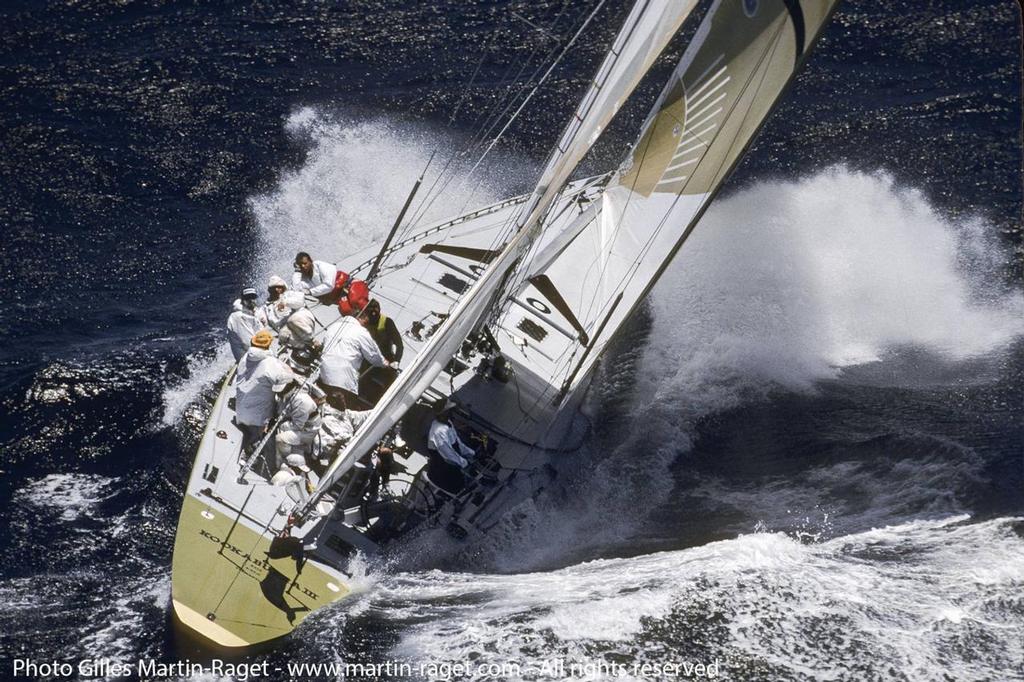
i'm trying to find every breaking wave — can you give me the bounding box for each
[363,516,1024,681]
[648,166,1023,387]
[160,341,234,428]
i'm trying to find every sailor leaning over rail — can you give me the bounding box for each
[226,287,263,361]
[234,330,295,453]
[291,251,337,302]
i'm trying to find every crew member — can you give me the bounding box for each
[426,400,476,494]
[277,291,318,351]
[292,251,337,303]
[234,330,295,452]
[274,351,325,464]
[270,454,318,502]
[264,275,290,330]
[319,310,392,408]
[317,391,391,496]
[359,299,403,402]
[364,299,403,363]
[226,287,260,361]
[318,391,371,460]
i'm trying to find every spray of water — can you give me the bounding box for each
[444,166,1023,571]
[160,109,522,424]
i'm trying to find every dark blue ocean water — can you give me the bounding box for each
[1,1,1022,679]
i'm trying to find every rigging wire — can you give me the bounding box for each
[380,0,606,324]
[400,0,582,238]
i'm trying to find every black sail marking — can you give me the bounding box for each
[781,0,806,60]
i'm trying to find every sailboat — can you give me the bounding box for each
[171,0,839,649]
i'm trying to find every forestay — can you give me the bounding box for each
[299,0,700,517]
[513,0,840,396]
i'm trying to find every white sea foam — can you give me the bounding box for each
[644,166,1023,393]
[160,341,233,428]
[12,473,119,523]
[248,108,514,292]
[371,516,1024,681]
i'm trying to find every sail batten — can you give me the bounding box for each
[516,0,840,396]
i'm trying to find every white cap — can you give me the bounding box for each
[285,454,310,472]
[286,308,316,337]
[272,373,296,392]
[283,291,306,310]
[268,275,288,289]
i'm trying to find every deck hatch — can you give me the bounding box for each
[437,273,470,294]
[516,318,548,342]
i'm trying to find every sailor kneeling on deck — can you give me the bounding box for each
[276,291,319,352]
[426,400,477,494]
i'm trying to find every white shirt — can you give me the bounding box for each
[291,260,337,297]
[428,419,475,468]
[278,308,316,349]
[319,317,386,392]
[264,299,291,331]
[319,405,371,454]
[234,348,295,426]
[276,389,322,445]
[232,298,269,326]
[226,308,259,362]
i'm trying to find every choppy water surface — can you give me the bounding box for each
[1,1,1021,680]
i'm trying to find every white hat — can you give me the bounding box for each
[286,308,316,338]
[267,275,288,289]
[283,291,306,311]
[241,287,258,299]
[272,374,296,392]
[285,454,310,472]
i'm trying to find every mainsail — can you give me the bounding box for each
[512,0,840,397]
[299,0,699,516]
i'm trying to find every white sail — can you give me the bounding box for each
[512,0,840,398]
[301,0,699,515]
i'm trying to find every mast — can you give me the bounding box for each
[367,152,434,283]
[297,0,699,519]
